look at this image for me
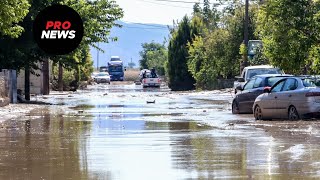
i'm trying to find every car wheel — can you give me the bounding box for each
[288,106,299,120]
[254,105,263,120]
[232,100,240,114]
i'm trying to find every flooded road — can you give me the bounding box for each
[1,83,320,179]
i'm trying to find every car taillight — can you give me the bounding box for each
[306,92,320,97]
[158,79,161,83]
[144,79,146,83]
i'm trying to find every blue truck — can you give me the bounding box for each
[108,56,124,81]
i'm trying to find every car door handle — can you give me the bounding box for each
[288,94,292,97]
[274,96,278,99]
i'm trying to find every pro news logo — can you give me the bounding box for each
[41,21,76,39]
[33,5,84,55]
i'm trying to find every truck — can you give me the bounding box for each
[108,56,124,81]
[233,65,284,94]
[139,69,161,88]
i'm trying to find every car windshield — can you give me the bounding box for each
[266,77,286,87]
[302,78,317,87]
[109,66,122,72]
[247,68,282,80]
[98,73,108,76]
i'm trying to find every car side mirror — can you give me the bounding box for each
[263,87,271,93]
[237,77,245,82]
[236,85,243,91]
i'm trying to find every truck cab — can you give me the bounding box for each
[234,65,284,94]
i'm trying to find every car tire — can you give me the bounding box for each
[288,106,299,120]
[254,105,264,120]
[232,100,240,114]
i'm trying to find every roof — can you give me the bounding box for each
[244,65,277,70]
[254,74,292,78]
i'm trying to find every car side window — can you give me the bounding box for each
[253,77,263,88]
[282,78,298,91]
[271,80,285,93]
[244,79,255,90]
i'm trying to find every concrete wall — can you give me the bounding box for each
[17,65,43,95]
[0,70,17,106]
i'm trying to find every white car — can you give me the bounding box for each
[91,72,99,80]
[95,72,111,84]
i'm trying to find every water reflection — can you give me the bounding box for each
[0,110,93,180]
[1,85,320,179]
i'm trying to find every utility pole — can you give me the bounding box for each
[244,0,249,46]
[240,0,250,74]
[97,42,99,71]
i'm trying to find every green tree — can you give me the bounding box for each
[0,0,30,38]
[256,0,318,74]
[0,0,123,99]
[145,48,167,75]
[168,15,202,90]
[139,41,166,69]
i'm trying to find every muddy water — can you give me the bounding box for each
[1,83,320,179]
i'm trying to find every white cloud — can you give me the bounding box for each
[115,0,195,25]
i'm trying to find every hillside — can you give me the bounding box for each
[90,21,170,69]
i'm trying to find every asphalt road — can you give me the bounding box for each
[0,82,320,179]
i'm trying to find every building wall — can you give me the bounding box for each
[17,67,43,95]
[0,70,11,106]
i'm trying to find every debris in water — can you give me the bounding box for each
[147,100,155,104]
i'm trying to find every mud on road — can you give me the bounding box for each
[0,82,320,179]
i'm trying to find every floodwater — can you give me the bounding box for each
[1,83,320,179]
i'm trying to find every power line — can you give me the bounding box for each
[138,0,194,8]
[140,0,202,4]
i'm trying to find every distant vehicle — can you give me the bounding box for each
[140,69,161,88]
[253,76,320,120]
[108,56,124,81]
[234,65,284,94]
[95,72,110,84]
[99,66,108,72]
[91,72,99,81]
[232,74,292,114]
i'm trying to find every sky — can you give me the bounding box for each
[114,0,197,25]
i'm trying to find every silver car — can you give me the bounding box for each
[253,77,320,120]
[95,72,111,84]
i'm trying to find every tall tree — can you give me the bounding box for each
[168,15,201,90]
[0,0,30,38]
[256,0,317,74]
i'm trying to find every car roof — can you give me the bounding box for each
[254,74,292,78]
[244,65,277,69]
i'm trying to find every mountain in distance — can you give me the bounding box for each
[90,21,170,69]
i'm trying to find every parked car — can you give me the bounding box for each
[233,65,284,94]
[232,74,292,114]
[253,76,320,120]
[95,72,111,84]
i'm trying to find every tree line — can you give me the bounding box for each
[0,0,123,99]
[140,0,320,91]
